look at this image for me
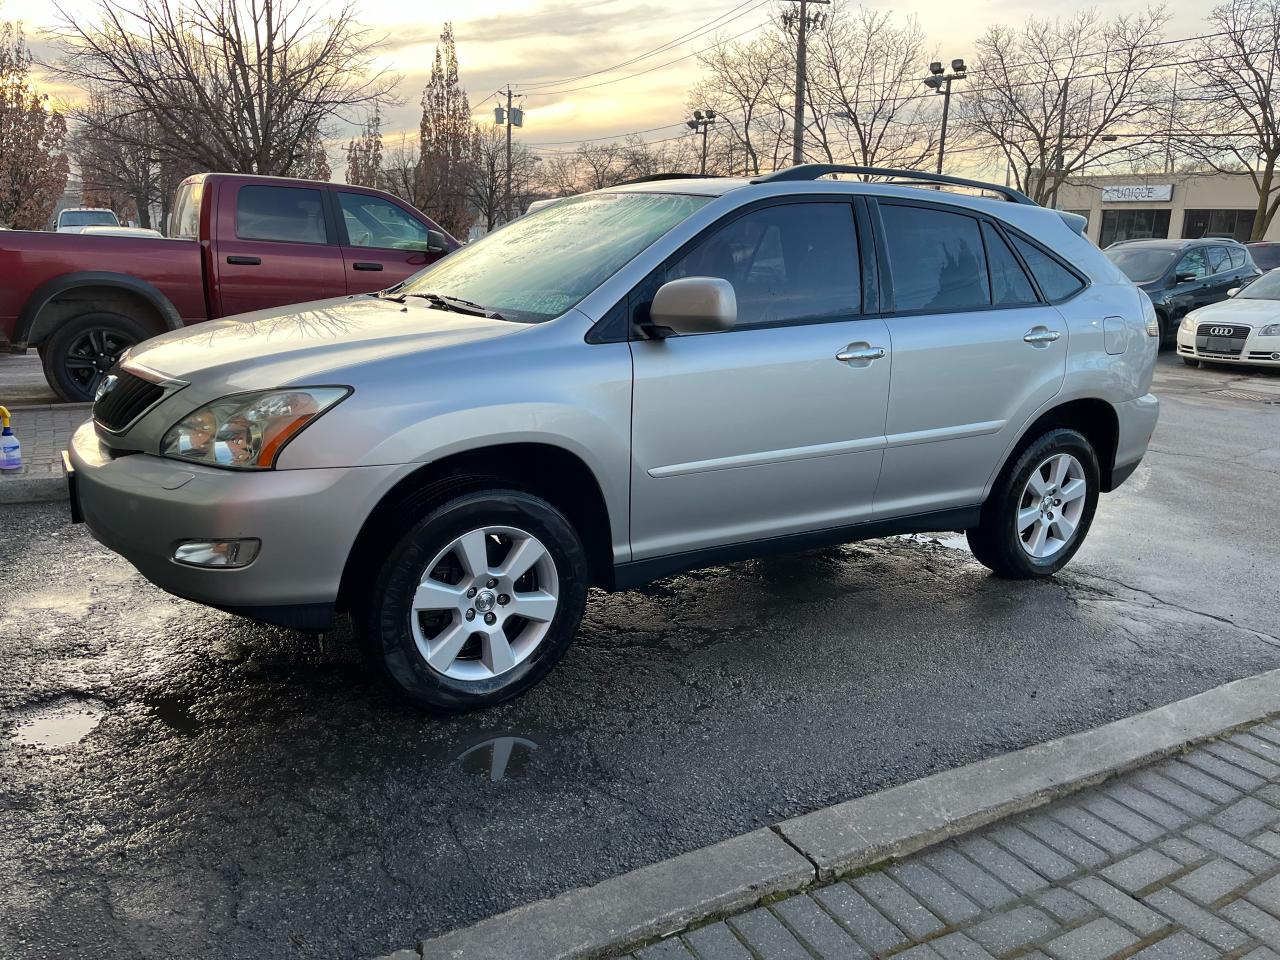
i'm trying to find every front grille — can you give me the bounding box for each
[1196,322,1250,358]
[93,370,165,432]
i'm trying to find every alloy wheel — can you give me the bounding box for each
[64,327,136,398]
[1017,452,1088,559]
[409,525,560,680]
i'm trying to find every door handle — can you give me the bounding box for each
[836,344,886,363]
[1023,327,1062,345]
[353,262,384,271]
[226,255,261,266]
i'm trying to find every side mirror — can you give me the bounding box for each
[1174,271,1198,284]
[1228,287,1240,297]
[426,229,448,254]
[647,277,737,337]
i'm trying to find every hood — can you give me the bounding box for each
[125,295,524,384]
[1188,298,1280,325]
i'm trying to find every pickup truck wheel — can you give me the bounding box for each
[42,312,148,402]
[966,428,1099,579]
[359,488,589,713]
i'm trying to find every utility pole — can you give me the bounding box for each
[1051,76,1070,207]
[494,87,524,223]
[924,58,966,175]
[686,110,717,174]
[782,0,829,166]
[1164,68,1179,175]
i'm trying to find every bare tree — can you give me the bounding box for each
[50,0,398,177]
[807,6,938,173]
[381,131,428,208]
[70,91,167,227]
[958,7,1170,205]
[1,18,69,228]
[467,124,542,228]
[1171,0,1280,239]
[692,32,791,175]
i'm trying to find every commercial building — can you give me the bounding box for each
[1054,172,1278,247]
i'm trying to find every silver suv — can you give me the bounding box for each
[68,165,1160,712]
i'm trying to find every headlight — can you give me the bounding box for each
[160,388,349,470]
[1260,324,1280,337]
[1181,314,1197,333]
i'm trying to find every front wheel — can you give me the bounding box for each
[41,312,147,402]
[358,488,589,713]
[967,428,1100,579]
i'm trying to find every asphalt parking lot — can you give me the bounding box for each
[2,353,1279,960]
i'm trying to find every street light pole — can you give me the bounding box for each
[686,110,717,175]
[924,58,966,175]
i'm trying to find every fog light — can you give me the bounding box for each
[173,538,261,568]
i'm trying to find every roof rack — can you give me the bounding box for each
[751,164,1037,206]
[615,173,720,186]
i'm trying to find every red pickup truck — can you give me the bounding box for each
[1,172,458,401]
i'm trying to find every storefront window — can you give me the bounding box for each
[1099,208,1171,247]
[1181,208,1256,241]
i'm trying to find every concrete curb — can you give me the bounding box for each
[0,475,67,504]
[409,667,1280,960]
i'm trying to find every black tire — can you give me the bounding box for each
[41,311,149,402]
[1182,356,1201,367]
[1156,313,1169,349]
[966,428,1100,579]
[358,488,589,713]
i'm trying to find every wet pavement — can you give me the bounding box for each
[2,354,1279,960]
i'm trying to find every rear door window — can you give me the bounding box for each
[235,185,328,244]
[1206,246,1232,275]
[879,203,990,312]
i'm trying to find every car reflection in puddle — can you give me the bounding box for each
[453,732,541,782]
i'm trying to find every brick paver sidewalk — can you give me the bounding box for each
[630,721,1280,960]
[0,404,88,484]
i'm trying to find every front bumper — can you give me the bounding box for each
[1176,326,1280,366]
[68,421,408,629]
[1109,393,1159,491]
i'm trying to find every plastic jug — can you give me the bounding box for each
[0,405,21,472]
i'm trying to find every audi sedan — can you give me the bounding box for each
[1177,268,1280,369]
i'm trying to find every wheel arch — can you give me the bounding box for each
[15,272,182,348]
[995,397,1121,496]
[338,442,617,612]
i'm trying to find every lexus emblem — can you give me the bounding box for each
[1208,326,1235,337]
[94,374,119,403]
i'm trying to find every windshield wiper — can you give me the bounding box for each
[405,291,507,321]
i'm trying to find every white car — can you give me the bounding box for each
[79,225,165,239]
[1178,269,1280,368]
[55,207,121,233]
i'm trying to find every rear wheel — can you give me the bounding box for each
[41,311,147,402]
[967,428,1100,579]
[358,488,589,713]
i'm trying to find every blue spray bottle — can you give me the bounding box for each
[0,406,21,472]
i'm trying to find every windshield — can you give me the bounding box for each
[1240,269,1280,300]
[60,210,119,227]
[1106,247,1177,284]
[400,192,713,322]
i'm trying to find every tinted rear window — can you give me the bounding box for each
[236,185,328,244]
[1250,245,1280,270]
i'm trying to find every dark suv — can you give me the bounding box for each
[1105,238,1261,344]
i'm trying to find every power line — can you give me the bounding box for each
[515,0,767,90]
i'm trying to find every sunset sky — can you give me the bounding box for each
[9,0,1208,171]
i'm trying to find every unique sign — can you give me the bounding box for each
[1101,184,1174,202]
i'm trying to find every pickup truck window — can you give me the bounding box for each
[338,192,429,250]
[236,185,328,244]
[170,181,203,239]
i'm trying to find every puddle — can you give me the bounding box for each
[453,733,542,782]
[7,697,106,749]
